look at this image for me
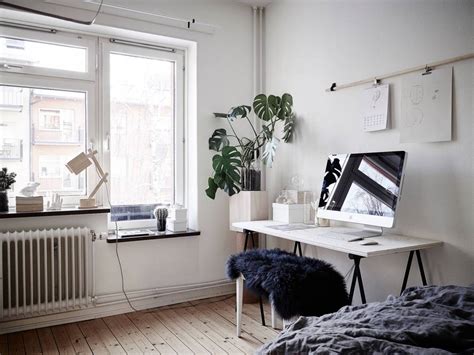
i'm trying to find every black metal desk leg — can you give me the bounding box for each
[348,266,357,304]
[348,254,366,304]
[401,250,428,295]
[293,242,303,256]
[400,251,414,294]
[416,250,427,286]
[243,230,250,251]
[251,232,257,248]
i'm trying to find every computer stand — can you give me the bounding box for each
[343,225,383,241]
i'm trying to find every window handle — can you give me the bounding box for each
[1,63,23,69]
[105,133,110,151]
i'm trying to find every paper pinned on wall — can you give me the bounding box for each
[362,84,390,132]
[400,67,452,143]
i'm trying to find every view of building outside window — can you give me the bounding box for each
[109,52,175,220]
[0,85,86,196]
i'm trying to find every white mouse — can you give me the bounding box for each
[360,240,379,246]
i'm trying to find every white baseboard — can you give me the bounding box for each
[0,280,235,335]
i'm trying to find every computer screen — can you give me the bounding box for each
[317,151,407,228]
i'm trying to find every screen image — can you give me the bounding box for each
[319,151,406,217]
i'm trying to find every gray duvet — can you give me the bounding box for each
[258,285,474,354]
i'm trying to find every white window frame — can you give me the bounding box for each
[0,27,96,81]
[1,22,188,224]
[0,71,97,206]
[100,38,185,229]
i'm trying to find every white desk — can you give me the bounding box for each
[232,220,442,304]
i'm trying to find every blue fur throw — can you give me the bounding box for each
[226,249,349,319]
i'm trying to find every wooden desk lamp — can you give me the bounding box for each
[65,149,108,209]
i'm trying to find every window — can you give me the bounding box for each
[0,85,88,196]
[39,155,61,178]
[0,36,87,72]
[1,24,185,222]
[0,26,95,80]
[39,109,61,130]
[0,27,93,201]
[0,138,22,160]
[103,41,184,223]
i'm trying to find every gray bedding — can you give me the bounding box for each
[258,285,474,354]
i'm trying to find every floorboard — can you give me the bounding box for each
[2,295,279,354]
[21,330,42,354]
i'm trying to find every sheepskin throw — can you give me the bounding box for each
[226,249,349,319]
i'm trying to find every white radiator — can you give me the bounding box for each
[0,227,94,320]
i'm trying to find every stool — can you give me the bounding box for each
[227,249,349,337]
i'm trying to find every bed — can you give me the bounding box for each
[258,285,474,354]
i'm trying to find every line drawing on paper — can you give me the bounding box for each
[400,66,452,143]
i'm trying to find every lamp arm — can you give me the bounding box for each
[87,149,107,178]
[86,149,108,200]
[88,173,108,199]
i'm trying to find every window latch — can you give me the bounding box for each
[0,63,24,70]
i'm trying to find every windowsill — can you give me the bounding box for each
[106,229,200,243]
[0,207,111,219]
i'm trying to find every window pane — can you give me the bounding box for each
[358,159,399,195]
[0,85,87,196]
[0,37,87,72]
[109,52,175,221]
[341,183,394,217]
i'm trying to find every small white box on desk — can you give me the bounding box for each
[272,203,309,223]
[166,218,187,232]
[168,208,187,222]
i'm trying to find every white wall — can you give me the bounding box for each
[264,0,474,302]
[1,0,253,306]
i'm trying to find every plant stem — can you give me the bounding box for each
[245,116,258,137]
[226,117,243,147]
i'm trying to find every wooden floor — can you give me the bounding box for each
[0,296,279,354]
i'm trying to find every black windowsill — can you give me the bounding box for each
[106,229,200,243]
[0,207,111,219]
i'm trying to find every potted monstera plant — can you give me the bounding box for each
[206,93,295,199]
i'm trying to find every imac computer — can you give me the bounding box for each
[317,151,407,239]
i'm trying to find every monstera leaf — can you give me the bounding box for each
[253,94,280,121]
[278,93,293,120]
[211,146,242,197]
[228,105,251,121]
[205,177,219,199]
[209,128,229,152]
[262,136,279,167]
[282,113,295,143]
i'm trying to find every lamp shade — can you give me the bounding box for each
[65,152,92,175]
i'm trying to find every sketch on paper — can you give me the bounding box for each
[400,67,452,143]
